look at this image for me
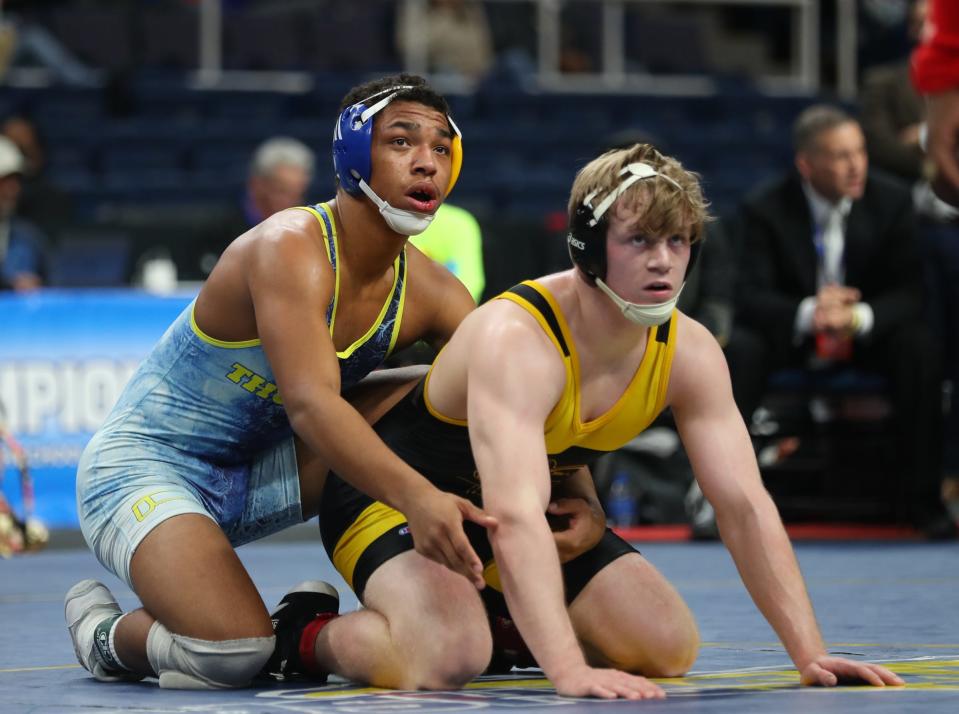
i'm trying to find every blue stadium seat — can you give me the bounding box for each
[204,93,292,121]
[223,11,306,71]
[47,166,98,193]
[190,141,257,179]
[100,146,184,173]
[48,232,131,287]
[31,92,104,125]
[45,145,93,172]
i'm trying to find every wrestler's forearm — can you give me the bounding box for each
[719,494,827,670]
[288,393,433,511]
[489,512,587,679]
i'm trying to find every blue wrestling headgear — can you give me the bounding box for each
[567,162,701,327]
[332,86,463,199]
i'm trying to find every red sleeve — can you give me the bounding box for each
[912,0,959,93]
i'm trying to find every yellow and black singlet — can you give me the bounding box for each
[319,279,678,561]
[492,280,676,454]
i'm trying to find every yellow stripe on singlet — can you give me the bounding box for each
[336,252,404,359]
[332,501,408,590]
[189,302,261,348]
[191,204,335,349]
[333,500,502,593]
[483,560,504,592]
[385,258,408,358]
[421,363,468,426]
[294,203,338,257]
[295,203,341,318]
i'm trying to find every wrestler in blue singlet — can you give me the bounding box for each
[77,203,407,585]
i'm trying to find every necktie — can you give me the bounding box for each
[815,205,852,362]
[820,207,844,285]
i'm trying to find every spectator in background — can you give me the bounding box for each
[912,0,959,518]
[862,0,954,222]
[0,1,100,87]
[2,114,75,238]
[194,136,314,279]
[0,135,48,291]
[862,1,930,185]
[912,0,959,206]
[410,202,485,302]
[862,0,959,519]
[397,0,494,84]
[726,105,955,539]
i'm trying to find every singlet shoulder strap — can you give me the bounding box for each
[293,203,339,326]
[497,281,570,358]
[294,203,337,265]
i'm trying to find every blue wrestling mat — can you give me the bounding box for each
[2,538,957,713]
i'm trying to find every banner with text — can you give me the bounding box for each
[0,290,193,527]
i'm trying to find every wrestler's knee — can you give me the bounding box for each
[146,621,274,689]
[640,617,700,677]
[611,609,700,677]
[403,617,492,690]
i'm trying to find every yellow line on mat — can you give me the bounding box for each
[0,664,81,674]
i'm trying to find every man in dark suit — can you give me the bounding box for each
[726,104,955,538]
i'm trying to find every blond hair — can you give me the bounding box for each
[568,143,711,242]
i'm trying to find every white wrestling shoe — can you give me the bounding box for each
[65,579,143,682]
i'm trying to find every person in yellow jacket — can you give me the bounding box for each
[411,202,485,302]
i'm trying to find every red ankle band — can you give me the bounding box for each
[298,613,338,678]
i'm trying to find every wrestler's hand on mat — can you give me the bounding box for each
[800,656,905,687]
[405,489,497,590]
[552,664,666,700]
[547,497,605,563]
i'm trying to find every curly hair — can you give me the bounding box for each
[568,143,712,243]
[339,73,450,119]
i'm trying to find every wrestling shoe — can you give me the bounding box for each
[486,614,537,674]
[64,579,143,682]
[685,480,719,541]
[261,580,339,681]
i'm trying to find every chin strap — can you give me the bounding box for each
[595,278,683,326]
[358,179,434,236]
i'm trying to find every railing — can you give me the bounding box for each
[400,0,818,96]
[181,0,857,98]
